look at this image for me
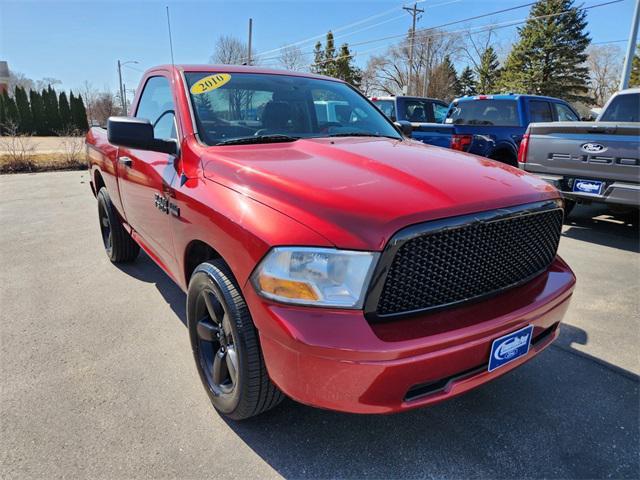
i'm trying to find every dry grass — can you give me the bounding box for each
[0,153,88,174]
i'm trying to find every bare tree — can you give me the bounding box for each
[587,45,623,106]
[80,81,100,125]
[8,70,35,92]
[55,127,85,165]
[0,121,37,171]
[364,29,460,97]
[90,91,122,127]
[210,35,251,65]
[278,45,306,71]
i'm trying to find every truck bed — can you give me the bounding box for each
[521,121,640,207]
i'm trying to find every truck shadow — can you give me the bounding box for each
[114,253,187,327]
[562,204,639,253]
[114,255,639,478]
[221,323,639,479]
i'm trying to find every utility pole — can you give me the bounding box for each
[117,60,138,114]
[117,60,125,113]
[247,18,253,66]
[620,0,640,89]
[403,2,424,96]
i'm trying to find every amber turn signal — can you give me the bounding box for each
[257,274,320,301]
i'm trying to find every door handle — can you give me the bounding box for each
[118,156,133,167]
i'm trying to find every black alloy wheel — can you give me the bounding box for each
[195,288,239,397]
[187,260,284,420]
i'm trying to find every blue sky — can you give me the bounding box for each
[0,0,636,93]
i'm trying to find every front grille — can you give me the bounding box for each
[372,202,563,318]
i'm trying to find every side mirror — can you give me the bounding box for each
[394,120,412,137]
[107,116,177,155]
[390,115,397,122]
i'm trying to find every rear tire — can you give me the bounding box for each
[187,260,284,420]
[97,187,139,263]
[489,150,517,167]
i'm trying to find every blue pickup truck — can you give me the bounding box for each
[373,94,580,165]
[444,94,580,165]
[370,95,452,148]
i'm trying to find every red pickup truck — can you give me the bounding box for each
[86,65,575,420]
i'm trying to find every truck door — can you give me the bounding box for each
[117,75,179,270]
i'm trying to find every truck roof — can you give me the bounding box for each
[370,95,445,102]
[146,64,342,83]
[454,93,568,103]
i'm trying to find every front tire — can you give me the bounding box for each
[187,260,284,420]
[97,187,139,263]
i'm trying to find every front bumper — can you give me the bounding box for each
[243,256,576,414]
[521,171,640,208]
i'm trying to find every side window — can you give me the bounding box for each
[554,103,579,121]
[433,103,448,123]
[528,100,553,122]
[135,76,177,140]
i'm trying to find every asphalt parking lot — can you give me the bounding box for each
[1,170,638,479]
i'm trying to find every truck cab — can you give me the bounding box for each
[445,94,580,166]
[370,95,452,148]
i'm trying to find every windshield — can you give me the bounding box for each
[446,99,520,126]
[185,72,402,145]
[599,93,639,122]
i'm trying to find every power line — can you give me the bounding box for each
[249,0,462,63]
[295,0,625,70]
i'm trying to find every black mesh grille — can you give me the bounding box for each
[376,208,563,316]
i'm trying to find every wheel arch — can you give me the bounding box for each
[93,169,106,195]
[183,239,224,287]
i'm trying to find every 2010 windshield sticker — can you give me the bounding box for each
[190,74,231,94]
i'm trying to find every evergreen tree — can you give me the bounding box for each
[311,41,324,74]
[499,0,590,101]
[0,94,6,134]
[630,45,640,88]
[476,47,500,94]
[29,89,45,135]
[458,66,477,96]
[335,44,362,87]
[323,31,337,77]
[70,91,89,132]
[3,91,20,128]
[427,56,460,101]
[14,86,33,133]
[58,91,72,130]
[46,85,62,133]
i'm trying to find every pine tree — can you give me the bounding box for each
[630,45,640,88]
[46,86,62,133]
[499,0,590,101]
[476,47,500,94]
[311,41,324,74]
[428,56,460,101]
[70,91,89,132]
[29,89,45,135]
[14,86,33,134]
[3,91,20,128]
[58,91,72,130]
[323,31,337,77]
[458,66,477,96]
[0,94,6,134]
[335,44,362,87]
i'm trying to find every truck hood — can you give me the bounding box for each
[200,137,558,250]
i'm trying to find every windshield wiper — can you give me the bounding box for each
[327,132,400,140]
[215,134,300,146]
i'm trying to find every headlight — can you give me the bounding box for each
[251,247,379,308]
